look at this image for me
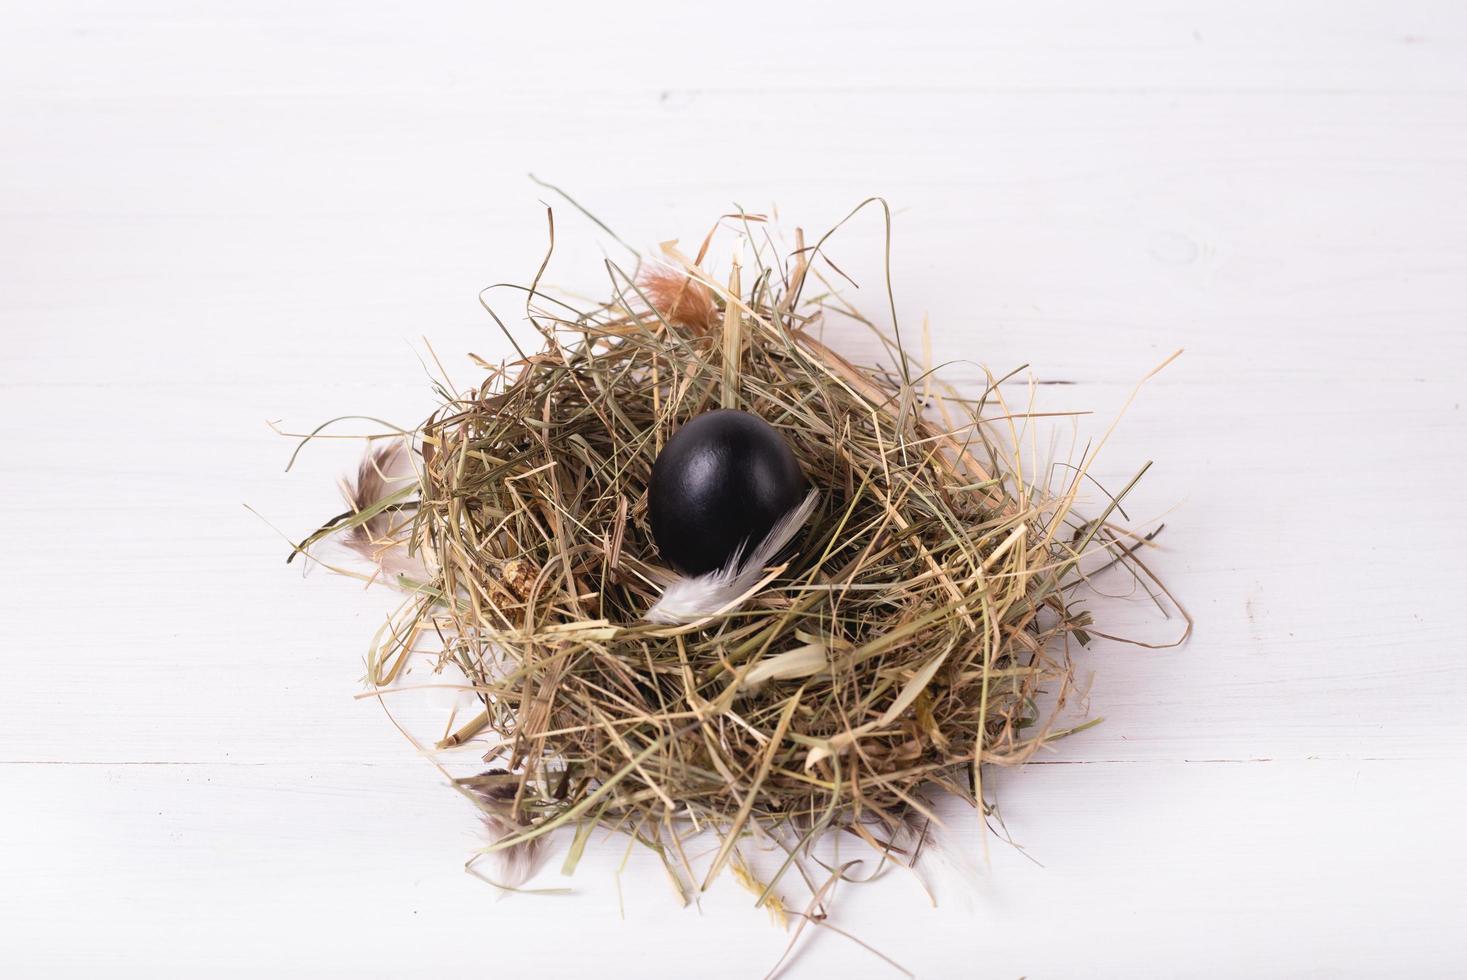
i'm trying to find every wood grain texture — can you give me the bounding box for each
[3,1,1465,976]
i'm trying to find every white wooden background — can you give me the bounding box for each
[4,2,1465,976]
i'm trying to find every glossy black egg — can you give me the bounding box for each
[648,409,806,576]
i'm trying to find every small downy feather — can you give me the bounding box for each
[336,440,427,582]
[462,769,549,890]
[646,490,818,624]
[637,262,717,333]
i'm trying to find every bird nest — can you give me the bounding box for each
[289,200,1185,924]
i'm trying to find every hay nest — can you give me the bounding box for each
[292,201,1185,913]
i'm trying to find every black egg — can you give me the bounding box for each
[648,409,806,576]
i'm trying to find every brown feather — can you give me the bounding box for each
[637,263,717,333]
[337,441,426,581]
[460,769,548,889]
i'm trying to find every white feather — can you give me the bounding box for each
[646,490,819,624]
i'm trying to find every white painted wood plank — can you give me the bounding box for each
[2,759,1460,977]
[3,0,1465,976]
